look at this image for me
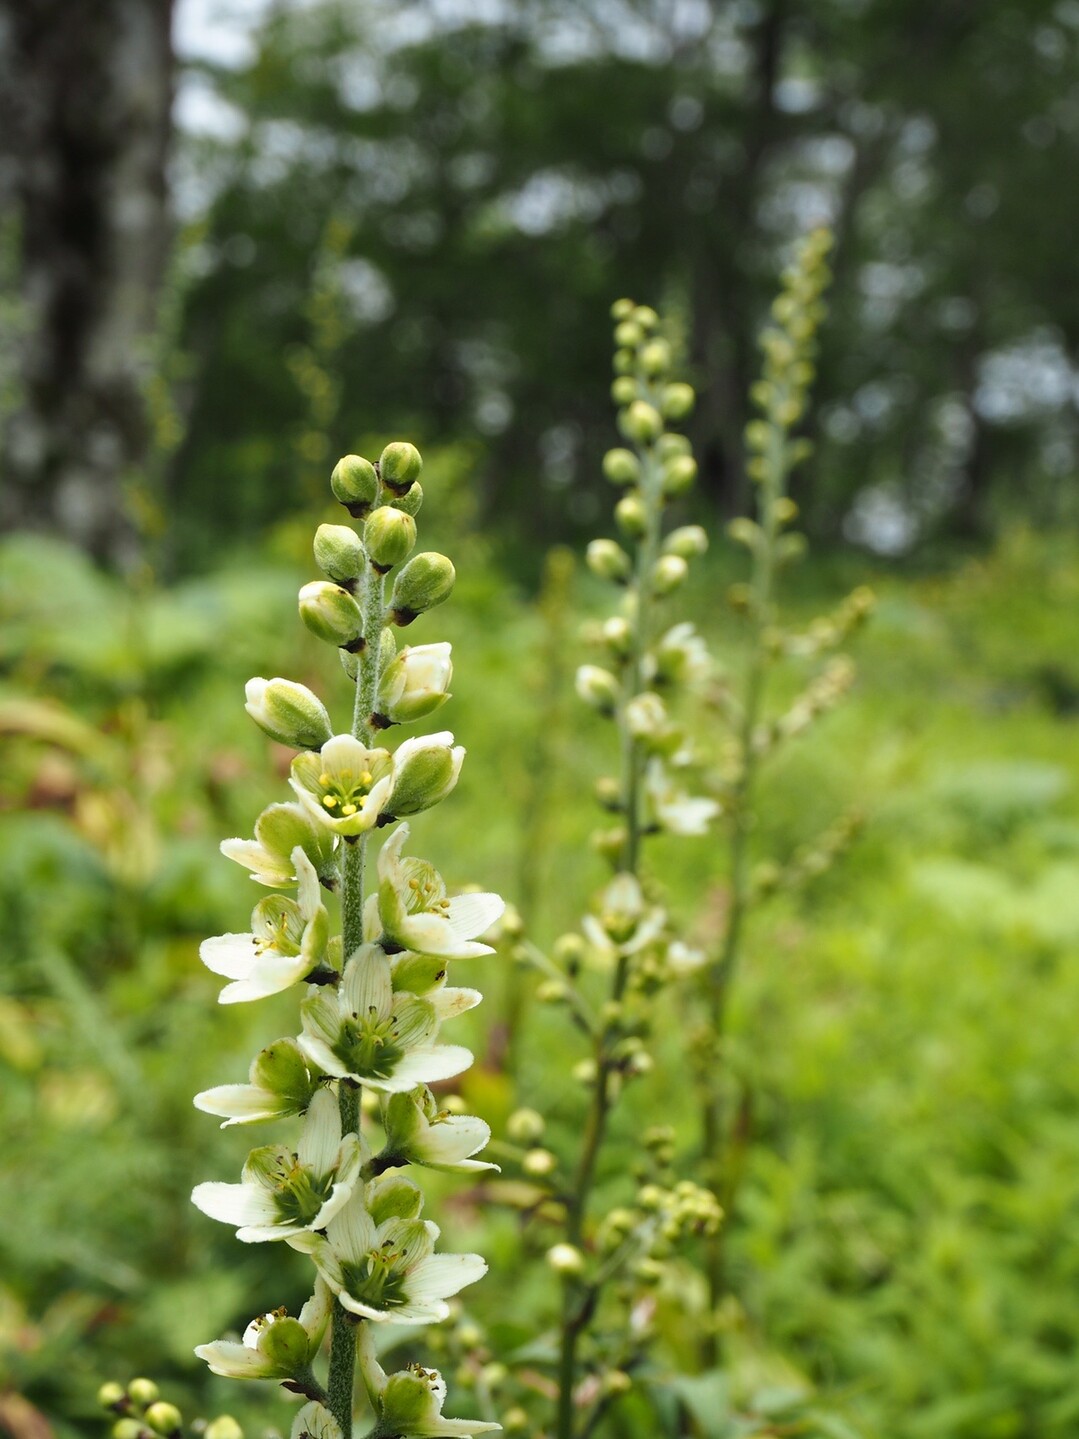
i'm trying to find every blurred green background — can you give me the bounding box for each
[3,3,1079,1438]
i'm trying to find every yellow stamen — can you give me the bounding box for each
[341,803,357,816]
[360,770,372,786]
[323,795,338,808]
[319,773,331,786]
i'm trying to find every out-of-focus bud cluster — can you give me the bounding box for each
[751,808,863,899]
[752,654,856,755]
[98,1378,228,1439]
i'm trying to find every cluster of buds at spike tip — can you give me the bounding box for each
[191,441,504,1439]
[98,1379,205,1439]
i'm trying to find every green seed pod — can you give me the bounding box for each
[663,525,708,559]
[379,441,423,494]
[615,494,647,539]
[244,677,333,750]
[364,505,417,571]
[331,454,379,517]
[620,400,663,446]
[298,581,364,650]
[639,339,671,378]
[661,454,698,496]
[313,523,365,585]
[602,448,641,487]
[661,382,695,421]
[389,551,456,624]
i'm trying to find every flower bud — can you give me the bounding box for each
[506,1107,545,1143]
[620,400,663,446]
[113,1422,142,1439]
[595,775,621,809]
[387,731,464,816]
[390,552,456,624]
[611,297,635,320]
[639,339,671,377]
[205,1419,244,1439]
[652,554,688,595]
[364,505,417,572]
[554,932,586,968]
[602,447,641,487]
[612,347,635,375]
[663,525,708,559]
[503,1408,529,1432]
[611,377,637,407]
[625,691,668,740]
[633,305,659,330]
[257,1316,313,1371]
[614,319,644,349]
[127,1381,159,1409]
[657,432,691,461]
[390,480,424,516]
[523,1148,558,1177]
[144,1405,182,1437]
[586,538,631,584]
[576,664,620,713]
[98,1384,126,1411]
[615,494,647,539]
[661,383,695,421]
[536,978,567,1003]
[661,454,698,496]
[298,581,364,650]
[379,441,423,494]
[331,454,379,517]
[728,517,762,551]
[244,677,332,750]
[546,1242,585,1275]
[314,523,365,585]
[374,642,453,726]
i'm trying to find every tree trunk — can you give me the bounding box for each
[0,0,174,567]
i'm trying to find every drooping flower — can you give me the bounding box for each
[357,1324,501,1438]
[200,849,330,1004]
[194,1038,318,1128]
[645,759,720,836]
[291,734,395,838]
[290,1177,486,1325]
[378,1087,498,1175]
[191,1088,363,1242]
[370,825,503,959]
[299,945,472,1093]
[195,1278,331,1380]
[221,802,338,888]
[581,873,666,966]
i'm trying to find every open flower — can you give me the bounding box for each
[191,1088,363,1242]
[299,946,472,1093]
[221,802,338,888]
[357,1325,500,1438]
[291,734,395,838]
[194,1037,318,1128]
[371,825,503,959]
[291,1177,486,1324]
[291,1404,343,1439]
[378,1087,498,1175]
[200,849,330,1004]
[195,1279,331,1380]
[645,759,720,836]
[581,873,666,965]
[375,643,453,725]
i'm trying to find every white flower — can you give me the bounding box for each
[357,1325,500,1438]
[581,873,666,965]
[664,940,707,977]
[195,1279,331,1380]
[291,1177,486,1325]
[291,1403,343,1439]
[194,1037,317,1128]
[379,1087,498,1175]
[298,945,473,1093]
[291,734,395,838]
[221,802,338,888]
[646,621,712,686]
[191,1088,363,1242]
[200,848,330,1004]
[375,643,453,726]
[645,759,720,836]
[372,824,503,959]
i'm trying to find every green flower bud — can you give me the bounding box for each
[99,1384,127,1411]
[620,400,663,446]
[664,525,708,559]
[298,581,364,650]
[364,505,417,571]
[523,1148,558,1177]
[652,554,688,595]
[504,1407,530,1432]
[586,538,631,583]
[633,305,659,330]
[506,1107,545,1143]
[331,454,379,517]
[127,1381,159,1409]
[727,517,762,551]
[314,523,365,585]
[611,377,637,407]
[257,1316,313,1371]
[144,1404,182,1437]
[205,1419,243,1439]
[244,677,332,750]
[661,454,698,496]
[639,339,671,377]
[386,732,464,816]
[389,479,424,515]
[576,664,620,713]
[389,552,456,624]
[610,297,635,320]
[773,495,798,524]
[546,1242,585,1275]
[379,441,423,494]
[613,347,636,375]
[113,1421,143,1439]
[614,319,643,349]
[615,494,647,539]
[657,432,691,461]
[602,448,641,487]
[553,932,586,967]
[661,383,695,421]
[374,642,453,726]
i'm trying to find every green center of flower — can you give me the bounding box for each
[253,896,304,956]
[400,859,448,915]
[335,1005,406,1080]
[248,1149,334,1227]
[340,1246,411,1311]
[317,767,377,818]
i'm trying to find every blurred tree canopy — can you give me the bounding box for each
[3,0,1079,568]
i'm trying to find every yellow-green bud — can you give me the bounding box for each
[553,932,586,967]
[390,480,424,516]
[639,339,671,377]
[314,523,365,584]
[481,1363,508,1390]
[663,525,708,559]
[614,319,643,349]
[387,733,464,816]
[389,552,455,624]
[144,1404,182,1437]
[613,347,636,375]
[633,305,659,330]
[244,677,332,750]
[652,554,688,595]
[595,775,622,809]
[457,1321,484,1348]
[379,441,423,494]
[602,447,641,487]
[374,642,453,726]
[127,1381,160,1409]
[611,297,635,320]
[657,432,691,460]
[331,454,379,517]
[603,1371,633,1396]
[523,1148,558,1177]
[535,978,567,1003]
[586,538,631,583]
[258,1316,313,1370]
[546,1242,585,1275]
[661,383,695,421]
[506,1107,545,1143]
[615,494,647,539]
[591,825,627,863]
[620,401,663,446]
[602,616,632,655]
[113,1421,143,1439]
[205,1419,244,1439]
[99,1384,127,1411]
[773,496,798,524]
[611,376,637,407]
[503,1408,529,1432]
[573,1057,597,1084]
[661,454,698,496]
[575,664,620,713]
[727,517,762,550]
[298,581,364,650]
[364,505,417,572]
